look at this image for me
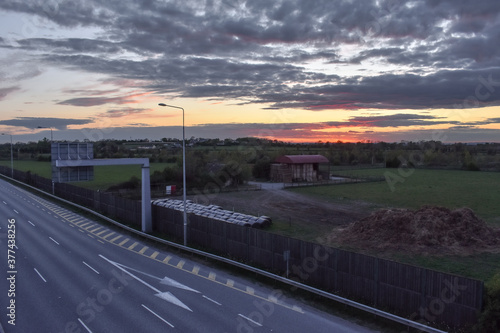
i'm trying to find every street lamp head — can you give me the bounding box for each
[158,103,184,111]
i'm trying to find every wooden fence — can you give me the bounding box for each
[0,166,141,228]
[283,175,385,188]
[153,206,483,329]
[0,165,483,329]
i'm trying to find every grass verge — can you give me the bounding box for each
[293,168,500,226]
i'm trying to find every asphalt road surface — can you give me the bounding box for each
[0,178,379,333]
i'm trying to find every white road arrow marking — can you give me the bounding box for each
[155,292,192,311]
[109,260,200,294]
[99,255,193,312]
[159,276,200,293]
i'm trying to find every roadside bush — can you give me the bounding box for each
[252,158,271,179]
[106,175,140,191]
[385,155,401,168]
[466,162,481,171]
[475,272,500,332]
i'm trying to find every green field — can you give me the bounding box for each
[3,161,499,223]
[291,168,500,281]
[294,168,500,226]
[0,160,175,190]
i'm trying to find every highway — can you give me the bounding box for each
[0,178,379,333]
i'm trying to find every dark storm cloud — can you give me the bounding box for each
[325,114,459,128]
[0,86,20,100]
[461,117,500,126]
[1,0,500,111]
[56,90,149,106]
[97,108,149,118]
[194,113,458,132]
[57,96,132,107]
[0,117,92,130]
[17,38,122,54]
[0,1,114,28]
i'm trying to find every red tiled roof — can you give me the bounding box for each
[275,155,329,164]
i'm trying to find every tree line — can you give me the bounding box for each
[1,138,500,193]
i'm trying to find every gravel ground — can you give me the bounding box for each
[188,182,376,234]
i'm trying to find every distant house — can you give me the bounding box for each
[270,155,330,182]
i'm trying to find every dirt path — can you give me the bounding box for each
[188,185,376,230]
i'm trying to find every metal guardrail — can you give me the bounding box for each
[0,173,447,333]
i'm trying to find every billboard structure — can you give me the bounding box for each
[51,142,152,233]
[51,142,94,182]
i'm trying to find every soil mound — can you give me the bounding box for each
[330,206,500,254]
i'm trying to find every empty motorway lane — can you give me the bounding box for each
[0,178,379,333]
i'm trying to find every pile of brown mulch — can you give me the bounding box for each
[329,206,500,254]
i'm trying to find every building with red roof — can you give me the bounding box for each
[270,155,330,182]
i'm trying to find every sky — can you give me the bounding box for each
[1,0,500,144]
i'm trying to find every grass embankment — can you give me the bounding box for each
[291,168,500,281]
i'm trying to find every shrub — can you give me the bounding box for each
[106,176,140,191]
[476,272,500,332]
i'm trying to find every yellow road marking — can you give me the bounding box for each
[163,255,172,264]
[118,238,129,246]
[150,251,159,259]
[227,279,234,287]
[246,287,254,295]
[128,242,138,250]
[103,232,115,239]
[96,230,108,236]
[110,235,122,242]
[208,272,216,281]
[176,260,185,269]
[192,266,200,274]
[138,246,148,254]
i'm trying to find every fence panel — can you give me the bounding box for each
[148,204,482,329]
[208,219,227,255]
[225,223,249,261]
[248,229,274,269]
[377,260,423,315]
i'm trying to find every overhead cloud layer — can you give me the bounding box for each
[0,0,499,142]
[0,117,92,130]
[1,0,499,110]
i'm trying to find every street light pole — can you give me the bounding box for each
[37,126,53,142]
[1,133,13,178]
[158,103,188,246]
[37,126,54,193]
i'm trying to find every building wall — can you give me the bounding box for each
[271,163,319,182]
[291,163,317,181]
